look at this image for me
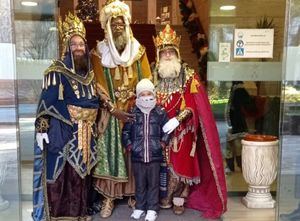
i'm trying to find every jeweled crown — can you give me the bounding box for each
[153,24,181,49]
[58,12,86,45]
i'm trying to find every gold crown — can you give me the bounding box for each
[153,24,181,49]
[58,12,86,45]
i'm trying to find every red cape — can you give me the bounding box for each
[186,77,227,219]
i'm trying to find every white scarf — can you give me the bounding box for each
[97,17,141,68]
[136,96,157,114]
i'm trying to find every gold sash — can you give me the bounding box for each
[68,105,97,164]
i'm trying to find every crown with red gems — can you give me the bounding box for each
[153,24,181,49]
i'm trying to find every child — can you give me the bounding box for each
[122,79,170,221]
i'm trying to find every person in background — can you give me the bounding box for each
[225,81,256,174]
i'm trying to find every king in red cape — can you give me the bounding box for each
[153,24,227,219]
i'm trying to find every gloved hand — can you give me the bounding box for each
[36,133,49,151]
[163,117,179,134]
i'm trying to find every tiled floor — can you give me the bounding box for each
[19,197,275,221]
[1,118,300,221]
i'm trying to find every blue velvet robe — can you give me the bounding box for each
[32,50,100,221]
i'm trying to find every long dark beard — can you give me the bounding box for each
[113,31,128,52]
[73,53,88,74]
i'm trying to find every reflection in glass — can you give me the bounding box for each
[208,0,285,195]
[0,0,21,220]
[14,0,58,220]
[277,0,300,220]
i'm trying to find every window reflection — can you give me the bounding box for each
[13,0,58,220]
[208,0,284,194]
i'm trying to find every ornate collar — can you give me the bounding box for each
[44,60,94,85]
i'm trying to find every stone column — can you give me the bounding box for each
[241,135,278,208]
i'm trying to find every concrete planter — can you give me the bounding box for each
[241,134,278,208]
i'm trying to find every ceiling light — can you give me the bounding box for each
[21,1,38,7]
[220,5,236,11]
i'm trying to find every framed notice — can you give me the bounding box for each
[234,29,274,58]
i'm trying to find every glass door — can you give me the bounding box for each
[207,0,286,195]
[13,0,58,220]
[277,0,300,220]
[0,0,21,221]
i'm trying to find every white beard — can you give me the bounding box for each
[113,31,128,52]
[158,58,181,79]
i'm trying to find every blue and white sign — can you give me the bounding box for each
[234,29,274,58]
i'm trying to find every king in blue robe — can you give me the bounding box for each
[32,13,100,221]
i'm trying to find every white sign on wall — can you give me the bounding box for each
[234,29,274,58]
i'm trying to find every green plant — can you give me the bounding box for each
[256,16,275,29]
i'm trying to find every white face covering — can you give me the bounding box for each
[136,95,156,114]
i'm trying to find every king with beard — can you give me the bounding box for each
[90,0,152,218]
[32,13,99,221]
[153,25,227,219]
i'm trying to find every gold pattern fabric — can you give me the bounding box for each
[91,47,151,112]
[44,60,94,86]
[91,47,151,199]
[36,117,50,133]
[68,105,97,164]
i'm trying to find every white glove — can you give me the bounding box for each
[36,133,49,151]
[163,117,180,134]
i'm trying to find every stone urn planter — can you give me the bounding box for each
[241,134,278,208]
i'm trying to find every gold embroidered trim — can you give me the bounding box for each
[36,117,49,133]
[93,183,134,200]
[199,118,226,213]
[68,105,97,164]
[168,166,201,185]
[92,174,128,182]
[132,45,145,63]
[44,60,94,86]
[176,109,192,123]
[114,85,135,103]
[43,148,50,220]
[50,216,91,221]
[36,101,73,126]
[156,64,195,105]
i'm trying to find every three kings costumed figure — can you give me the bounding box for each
[32,13,99,221]
[153,24,227,219]
[90,0,151,218]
